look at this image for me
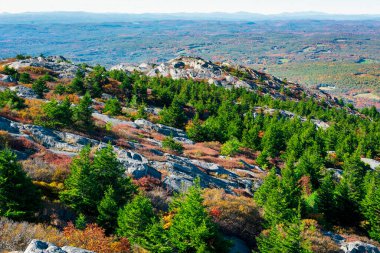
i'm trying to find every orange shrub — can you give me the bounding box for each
[203,188,263,246]
[63,223,131,253]
[20,66,52,75]
[17,99,44,121]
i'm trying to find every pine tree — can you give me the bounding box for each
[91,144,136,206]
[60,144,136,216]
[40,97,72,128]
[69,70,86,95]
[0,149,41,220]
[257,211,312,253]
[295,144,324,189]
[361,169,380,242]
[32,78,49,98]
[168,178,230,253]
[317,171,337,223]
[75,213,87,230]
[104,98,122,116]
[254,166,301,227]
[72,92,94,130]
[159,97,188,129]
[97,186,119,233]
[261,121,283,158]
[186,113,206,142]
[60,146,94,213]
[256,150,270,168]
[136,104,148,119]
[242,124,261,150]
[335,154,367,225]
[117,194,155,242]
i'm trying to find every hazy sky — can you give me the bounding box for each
[1,0,379,14]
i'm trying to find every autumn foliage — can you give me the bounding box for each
[63,223,131,253]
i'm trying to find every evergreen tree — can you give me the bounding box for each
[295,144,324,189]
[136,104,148,119]
[261,123,283,158]
[97,186,119,233]
[256,150,270,168]
[72,92,94,130]
[117,194,155,242]
[75,213,87,230]
[257,211,312,253]
[40,98,72,128]
[168,179,230,253]
[0,89,25,110]
[335,154,367,225]
[60,146,94,213]
[186,113,206,142]
[361,169,380,242]
[242,124,261,150]
[104,98,122,116]
[317,171,337,223]
[159,97,188,129]
[69,70,86,95]
[255,166,301,227]
[85,65,108,98]
[32,78,49,98]
[120,76,133,100]
[0,149,41,220]
[60,144,136,216]
[19,72,31,84]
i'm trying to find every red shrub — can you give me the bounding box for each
[134,176,162,191]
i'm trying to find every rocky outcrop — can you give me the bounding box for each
[341,241,380,253]
[110,56,341,110]
[134,118,194,144]
[1,115,258,194]
[112,56,255,89]
[152,153,256,194]
[92,112,139,128]
[7,56,86,79]
[253,106,330,129]
[24,239,93,253]
[116,148,162,180]
[0,106,261,195]
[9,85,38,98]
[324,231,380,253]
[361,158,380,170]
[0,116,99,154]
[0,116,162,179]
[0,74,16,83]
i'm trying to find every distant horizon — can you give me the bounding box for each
[1,11,380,16]
[1,0,379,15]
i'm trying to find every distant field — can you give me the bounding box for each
[0,19,379,108]
[261,62,380,94]
[1,20,379,66]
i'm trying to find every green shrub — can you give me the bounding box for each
[16,54,31,60]
[162,136,184,153]
[32,78,49,98]
[54,84,67,95]
[104,98,122,116]
[2,66,19,80]
[220,139,241,156]
[19,72,32,84]
[0,89,26,110]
